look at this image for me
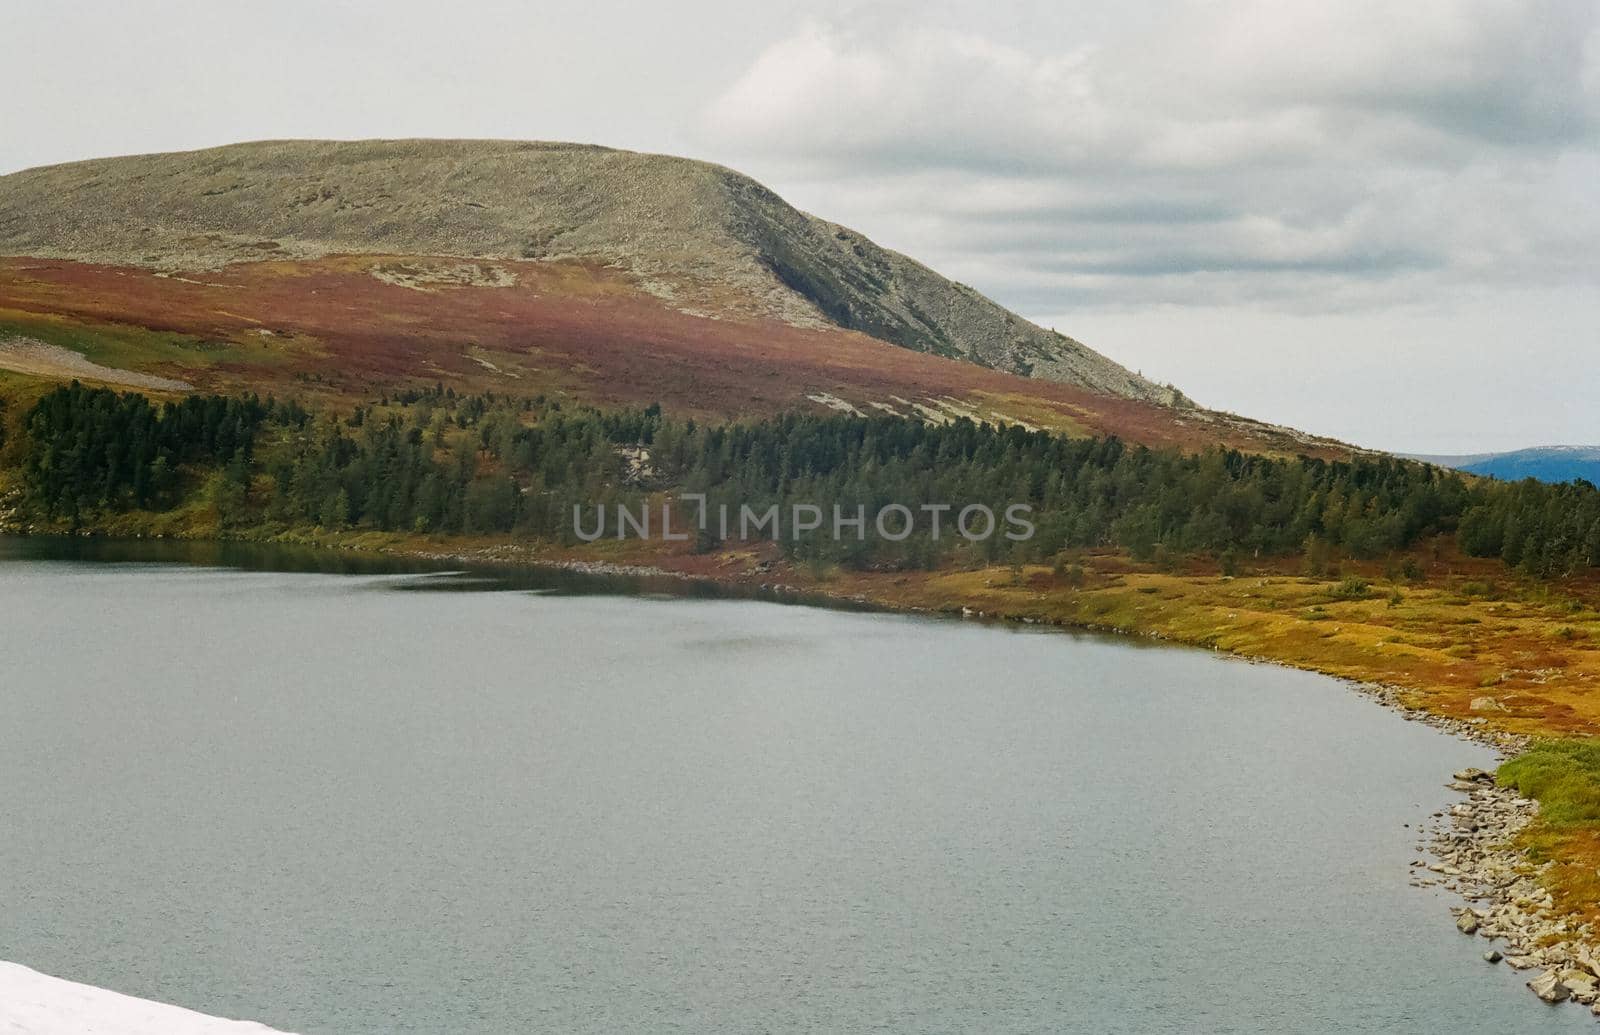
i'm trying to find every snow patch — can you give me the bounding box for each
[0,961,293,1034]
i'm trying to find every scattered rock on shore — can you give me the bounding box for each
[1423,762,1600,1014]
[1530,969,1571,1003]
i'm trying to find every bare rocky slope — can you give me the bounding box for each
[0,139,1184,405]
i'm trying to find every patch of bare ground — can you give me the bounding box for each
[0,337,192,392]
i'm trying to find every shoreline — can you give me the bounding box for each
[1422,771,1600,1013]
[5,526,1598,1016]
[1255,662,1600,1014]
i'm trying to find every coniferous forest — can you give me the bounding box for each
[13,381,1600,577]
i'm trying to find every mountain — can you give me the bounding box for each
[0,139,1181,404]
[1410,446,1600,484]
[0,139,1358,456]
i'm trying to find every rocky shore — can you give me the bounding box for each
[1301,678,1600,1015]
[1412,762,1600,1013]
[408,544,688,581]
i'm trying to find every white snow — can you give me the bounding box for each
[0,962,293,1035]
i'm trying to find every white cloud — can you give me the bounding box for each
[705,25,1112,171]
[701,2,1600,313]
[1151,0,1600,146]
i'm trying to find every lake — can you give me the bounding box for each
[0,537,1585,1032]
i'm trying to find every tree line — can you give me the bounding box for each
[20,383,281,521]
[14,382,1600,577]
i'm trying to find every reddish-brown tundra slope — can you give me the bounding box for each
[0,255,1348,457]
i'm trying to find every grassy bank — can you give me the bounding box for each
[1500,742,1600,925]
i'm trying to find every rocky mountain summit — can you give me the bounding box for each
[0,139,1185,405]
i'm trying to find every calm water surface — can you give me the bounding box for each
[0,537,1586,1033]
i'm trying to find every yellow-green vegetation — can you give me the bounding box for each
[1500,741,1600,926]
[833,561,1600,731]
[1501,741,1600,828]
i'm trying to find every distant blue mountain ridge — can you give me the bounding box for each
[1403,446,1600,485]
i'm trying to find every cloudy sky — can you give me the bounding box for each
[4,0,1596,452]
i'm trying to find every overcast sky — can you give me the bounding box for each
[4,1,1596,452]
